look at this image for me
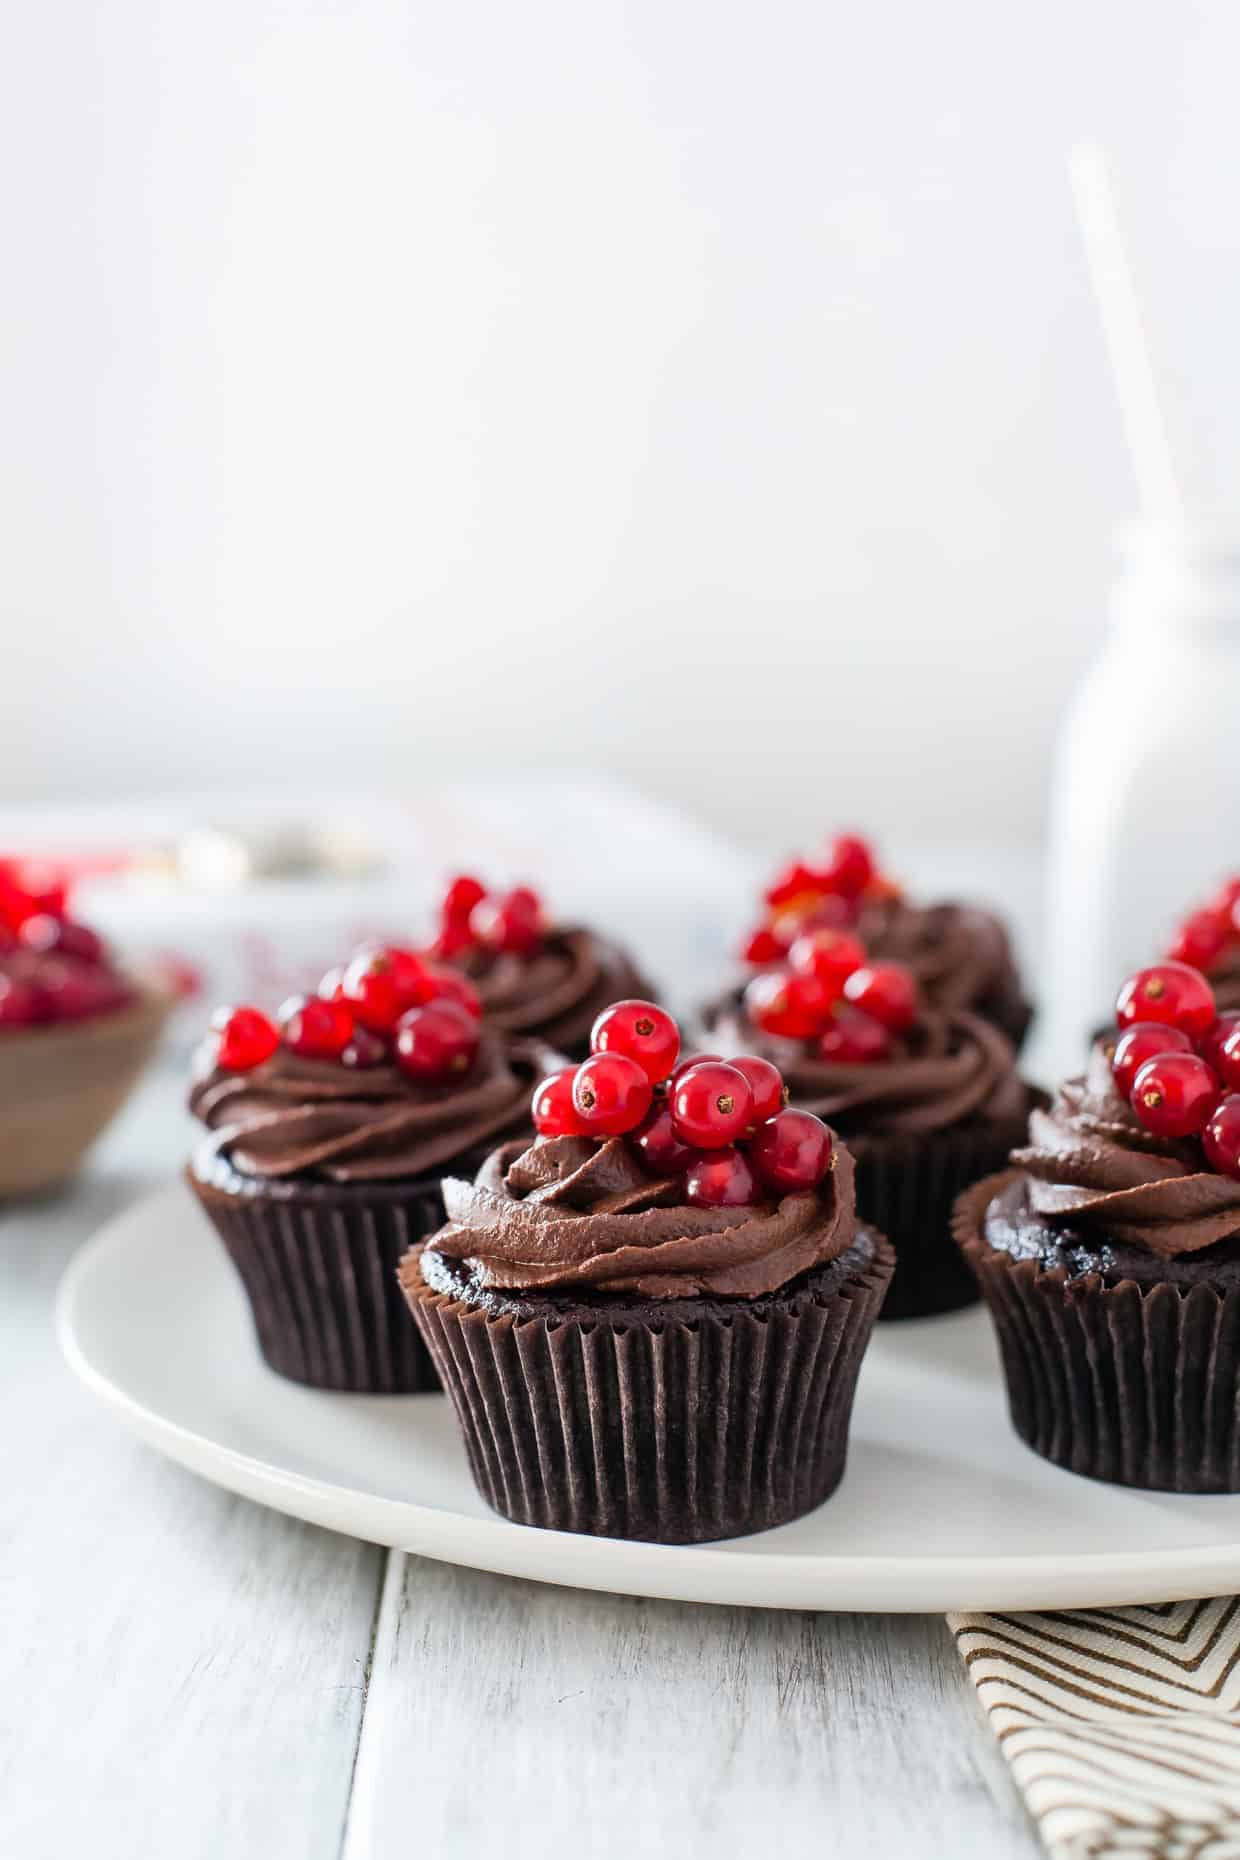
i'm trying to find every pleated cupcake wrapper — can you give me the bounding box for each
[852,1116,1033,1321]
[954,1172,1240,1493]
[189,1171,443,1394]
[401,1237,895,1543]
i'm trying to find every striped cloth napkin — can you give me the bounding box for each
[950,1599,1240,1858]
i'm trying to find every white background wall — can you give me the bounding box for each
[2,1,1237,849]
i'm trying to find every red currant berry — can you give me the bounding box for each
[571,1053,653,1136]
[1167,907,1231,972]
[394,999,480,1082]
[764,861,821,909]
[421,965,483,1019]
[1215,1020,1240,1093]
[0,973,44,1027]
[339,1027,388,1069]
[1203,1093,1240,1179]
[726,1053,786,1125]
[842,962,918,1031]
[816,1005,891,1063]
[532,1066,586,1137]
[212,1005,279,1071]
[429,922,476,960]
[783,966,841,1032]
[670,1061,754,1149]
[277,993,355,1058]
[787,928,866,994]
[820,832,875,899]
[470,887,543,957]
[341,946,430,1032]
[1115,962,1216,1042]
[0,862,66,929]
[748,1108,834,1193]
[1199,1011,1240,1075]
[670,1051,721,1083]
[0,872,37,934]
[317,965,346,1002]
[743,971,824,1041]
[1130,1052,1219,1138]
[630,1102,700,1175]
[1109,1021,1193,1096]
[740,925,786,966]
[590,999,680,1084]
[441,873,487,926]
[684,1146,760,1208]
[18,914,105,964]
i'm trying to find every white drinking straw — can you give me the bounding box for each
[1068,144,1185,525]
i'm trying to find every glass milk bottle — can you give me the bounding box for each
[1044,517,1240,1072]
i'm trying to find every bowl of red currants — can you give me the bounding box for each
[0,862,171,1198]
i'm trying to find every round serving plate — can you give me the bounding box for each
[57,1184,1240,1612]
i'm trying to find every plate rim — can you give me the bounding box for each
[57,1182,1240,1613]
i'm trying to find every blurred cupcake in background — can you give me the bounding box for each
[186,939,558,1393]
[0,858,170,1198]
[705,918,1037,1318]
[733,832,1032,1050]
[425,874,656,1060]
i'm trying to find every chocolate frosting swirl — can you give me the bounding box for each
[858,895,1028,1027]
[708,999,1026,1137]
[423,1131,856,1299]
[189,1033,553,1184]
[1014,1042,1240,1256]
[450,925,654,1054]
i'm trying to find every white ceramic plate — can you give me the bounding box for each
[58,1184,1240,1612]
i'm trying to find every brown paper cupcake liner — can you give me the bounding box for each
[188,1159,445,1393]
[399,1231,895,1542]
[954,1172,1240,1493]
[851,1114,1035,1321]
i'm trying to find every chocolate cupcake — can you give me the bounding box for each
[187,952,557,1393]
[429,877,655,1059]
[735,834,1032,1049]
[955,1034,1240,1493]
[706,962,1036,1320]
[399,1003,893,1542]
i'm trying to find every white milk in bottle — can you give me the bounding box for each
[1044,516,1240,1071]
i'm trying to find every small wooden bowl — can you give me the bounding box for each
[0,982,171,1198]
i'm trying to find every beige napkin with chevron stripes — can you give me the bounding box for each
[950,1599,1240,1858]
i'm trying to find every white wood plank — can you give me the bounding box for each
[3,1024,1043,1859]
[344,1552,1038,1860]
[0,1065,385,1860]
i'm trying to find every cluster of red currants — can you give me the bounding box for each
[531,999,835,1209]
[1165,877,1240,974]
[0,859,132,1028]
[738,832,899,967]
[429,875,546,962]
[210,944,485,1083]
[1110,961,1240,1175]
[741,924,918,1063]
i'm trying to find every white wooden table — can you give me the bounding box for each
[1,1057,1040,1860]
